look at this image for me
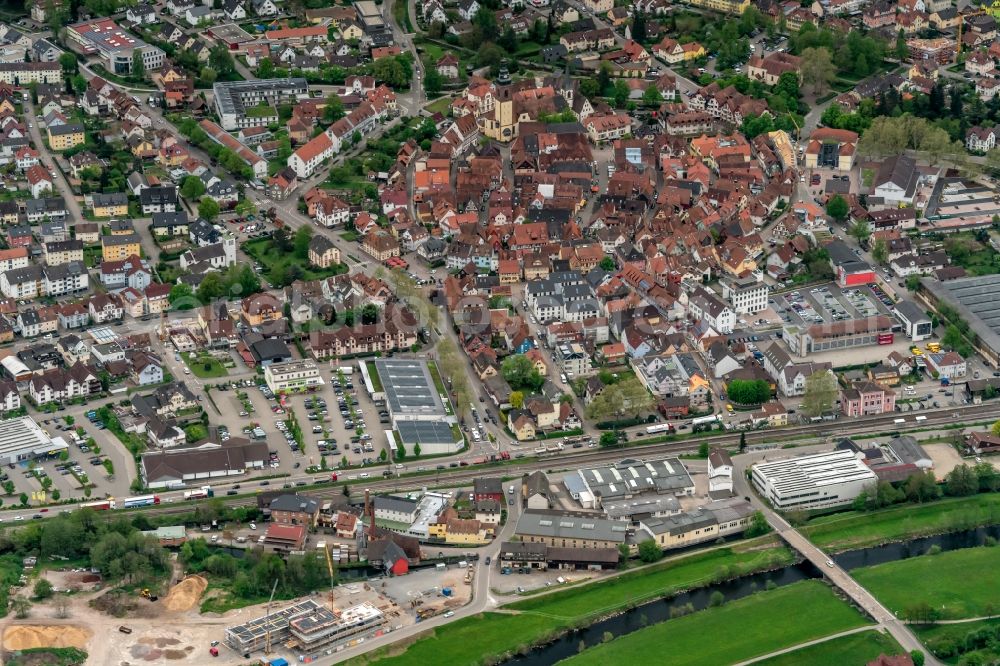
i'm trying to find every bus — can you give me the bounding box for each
[646,423,675,435]
[80,499,115,511]
[121,495,160,509]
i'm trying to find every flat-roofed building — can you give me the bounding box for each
[264,359,324,393]
[140,437,268,488]
[0,415,68,465]
[751,449,877,510]
[225,599,385,655]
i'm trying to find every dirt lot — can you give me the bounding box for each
[925,442,965,480]
[3,624,91,650]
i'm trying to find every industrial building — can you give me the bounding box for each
[369,359,461,455]
[66,18,165,74]
[140,438,269,488]
[225,599,386,655]
[751,449,877,510]
[564,457,695,510]
[0,415,68,465]
[514,509,628,549]
[638,498,754,550]
[919,274,1000,367]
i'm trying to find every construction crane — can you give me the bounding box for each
[263,579,279,655]
[956,8,993,61]
[323,542,335,589]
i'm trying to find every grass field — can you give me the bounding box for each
[853,546,1000,620]
[424,97,451,115]
[755,629,904,666]
[182,352,229,378]
[243,237,348,287]
[802,493,1000,551]
[346,542,795,666]
[564,580,870,666]
[915,618,1000,664]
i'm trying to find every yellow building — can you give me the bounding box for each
[91,193,128,219]
[686,0,750,15]
[101,233,141,262]
[47,123,85,151]
[480,85,515,142]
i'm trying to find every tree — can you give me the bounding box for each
[209,46,236,79]
[617,543,630,565]
[510,390,524,409]
[801,371,837,417]
[170,283,195,309]
[848,219,871,245]
[373,57,408,88]
[744,511,771,538]
[799,47,836,95]
[910,651,925,666]
[132,51,145,80]
[895,29,908,61]
[612,80,630,109]
[180,175,206,200]
[424,67,444,96]
[198,198,220,221]
[826,195,849,222]
[739,432,747,453]
[199,67,217,85]
[599,431,620,448]
[727,379,770,405]
[871,238,889,265]
[586,378,654,422]
[413,443,421,458]
[11,596,29,618]
[904,470,941,503]
[293,226,313,260]
[323,94,345,123]
[631,12,647,43]
[361,303,379,325]
[976,461,1000,492]
[597,62,612,95]
[709,591,725,607]
[599,256,616,271]
[945,464,979,497]
[642,85,662,107]
[33,578,53,600]
[501,355,545,392]
[59,52,78,74]
[637,539,662,563]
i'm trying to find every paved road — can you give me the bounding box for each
[24,99,86,223]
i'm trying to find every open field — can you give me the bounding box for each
[802,493,1000,551]
[346,542,795,666]
[243,237,348,287]
[853,546,1000,620]
[182,353,229,379]
[563,580,870,666]
[754,628,904,666]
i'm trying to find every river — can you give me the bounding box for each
[502,525,1000,665]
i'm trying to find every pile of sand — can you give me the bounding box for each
[3,624,91,650]
[163,575,208,613]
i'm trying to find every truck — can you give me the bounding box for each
[80,499,115,511]
[184,486,215,500]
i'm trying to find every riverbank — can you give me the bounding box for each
[853,545,1000,621]
[802,493,1000,552]
[915,618,1000,664]
[345,541,795,666]
[560,580,870,666]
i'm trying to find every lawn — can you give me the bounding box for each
[915,618,1000,664]
[243,237,349,287]
[564,580,870,666]
[365,361,383,392]
[182,352,229,379]
[853,546,1000,620]
[801,493,1000,551]
[423,97,451,115]
[755,628,904,666]
[346,543,795,666]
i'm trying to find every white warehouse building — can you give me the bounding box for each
[751,449,877,510]
[721,276,769,315]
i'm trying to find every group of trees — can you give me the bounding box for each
[168,264,262,308]
[924,618,1000,662]
[182,537,329,601]
[854,462,1000,513]
[791,24,886,86]
[175,117,254,181]
[727,379,771,405]
[436,338,472,421]
[501,355,545,393]
[585,377,654,422]
[858,115,967,170]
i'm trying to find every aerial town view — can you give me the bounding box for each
[1,0,1000,663]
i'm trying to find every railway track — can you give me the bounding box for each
[90,401,1000,521]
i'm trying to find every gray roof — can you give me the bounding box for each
[515,509,627,544]
[269,493,320,514]
[373,495,417,514]
[893,300,929,325]
[573,457,694,502]
[885,435,930,465]
[375,359,446,417]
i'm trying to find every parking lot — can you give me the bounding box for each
[770,282,894,329]
[209,367,392,479]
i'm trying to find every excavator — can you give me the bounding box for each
[140,588,158,602]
